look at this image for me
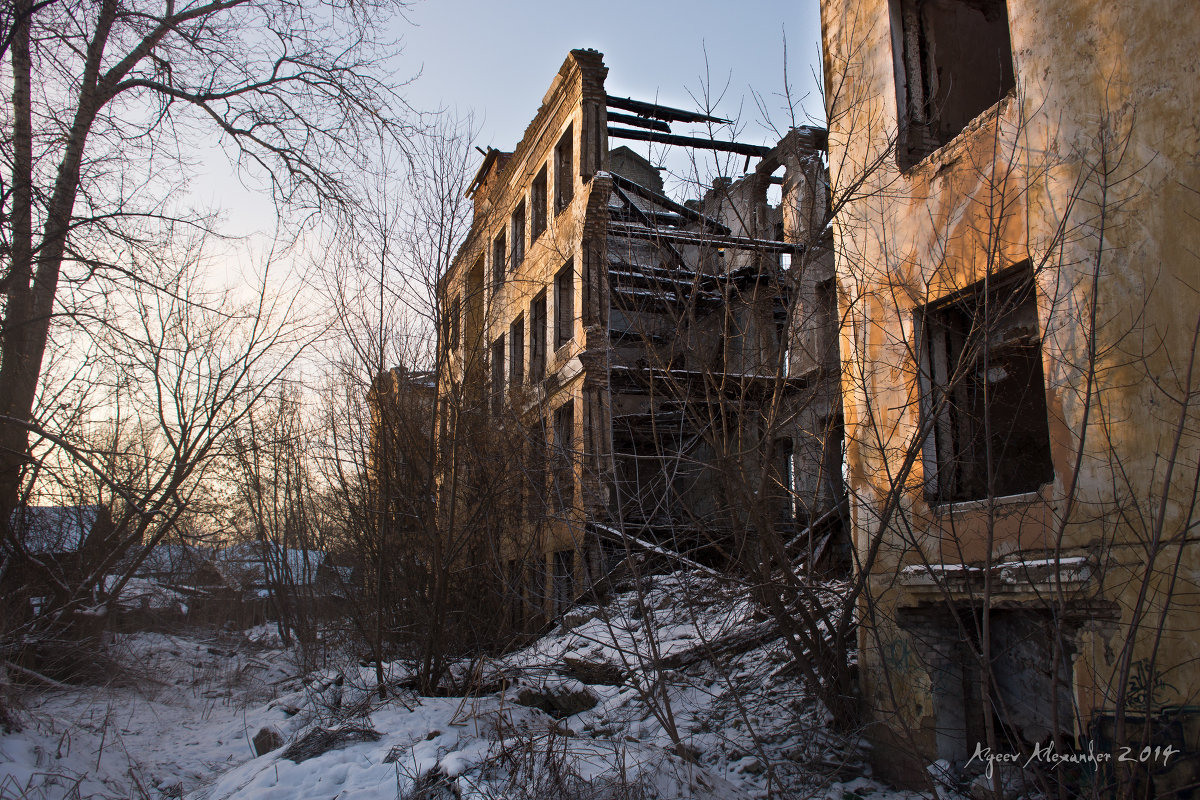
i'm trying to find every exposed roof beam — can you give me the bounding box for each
[608,127,772,158]
[609,172,731,235]
[606,95,730,124]
[609,221,798,254]
[606,111,671,133]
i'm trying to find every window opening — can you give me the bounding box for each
[816,278,840,369]
[555,261,574,350]
[555,125,574,212]
[492,230,506,288]
[919,264,1053,502]
[490,334,505,416]
[553,400,575,508]
[772,437,796,524]
[531,166,548,239]
[511,201,526,269]
[529,556,546,629]
[893,0,1015,167]
[509,315,525,387]
[530,291,547,378]
[553,549,574,617]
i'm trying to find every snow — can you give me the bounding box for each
[0,631,303,799]
[0,572,913,800]
[899,555,1092,588]
[109,577,191,613]
[7,506,102,555]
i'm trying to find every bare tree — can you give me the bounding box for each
[305,119,534,696]
[229,381,324,649]
[0,0,419,598]
[1,240,316,678]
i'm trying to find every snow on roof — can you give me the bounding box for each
[9,505,103,554]
[135,544,211,576]
[213,543,326,586]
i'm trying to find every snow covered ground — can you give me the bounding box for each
[1,574,914,799]
[0,626,302,799]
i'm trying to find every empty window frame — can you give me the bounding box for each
[511,201,526,269]
[553,549,574,617]
[509,315,525,387]
[449,295,461,351]
[816,278,840,369]
[490,334,505,416]
[506,559,522,630]
[891,0,1015,167]
[918,264,1053,503]
[492,230,506,288]
[525,421,547,522]
[530,291,547,378]
[531,166,548,240]
[909,608,1075,761]
[528,556,546,629]
[554,125,574,213]
[819,414,845,508]
[555,261,574,350]
[771,436,797,523]
[553,399,575,508]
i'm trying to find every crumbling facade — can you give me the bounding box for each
[436,50,842,629]
[819,0,1200,789]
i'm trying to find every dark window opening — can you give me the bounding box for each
[529,556,546,630]
[511,201,526,269]
[555,261,574,350]
[506,559,522,630]
[893,0,1015,168]
[600,536,622,574]
[771,436,796,525]
[553,400,575,508]
[919,264,1054,503]
[449,295,461,351]
[816,278,840,370]
[555,126,574,213]
[531,166,548,239]
[490,334,505,416]
[553,549,574,617]
[530,291,547,378]
[820,414,845,510]
[492,230,506,288]
[525,422,546,522]
[509,315,524,387]
[614,448,674,527]
[903,607,1076,763]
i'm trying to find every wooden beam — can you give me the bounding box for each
[608,172,730,236]
[606,95,729,124]
[609,221,798,254]
[606,111,671,133]
[607,127,772,158]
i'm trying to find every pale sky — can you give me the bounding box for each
[397,0,826,152]
[194,1,825,250]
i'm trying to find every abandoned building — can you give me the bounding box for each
[819,0,1200,789]
[434,50,843,629]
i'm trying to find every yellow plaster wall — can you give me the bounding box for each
[821,0,1200,777]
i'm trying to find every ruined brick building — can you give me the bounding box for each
[819,0,1200,788]
[435,50,842,628]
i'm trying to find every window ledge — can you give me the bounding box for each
[900,92,1014,176]
[931,489,1042,516]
